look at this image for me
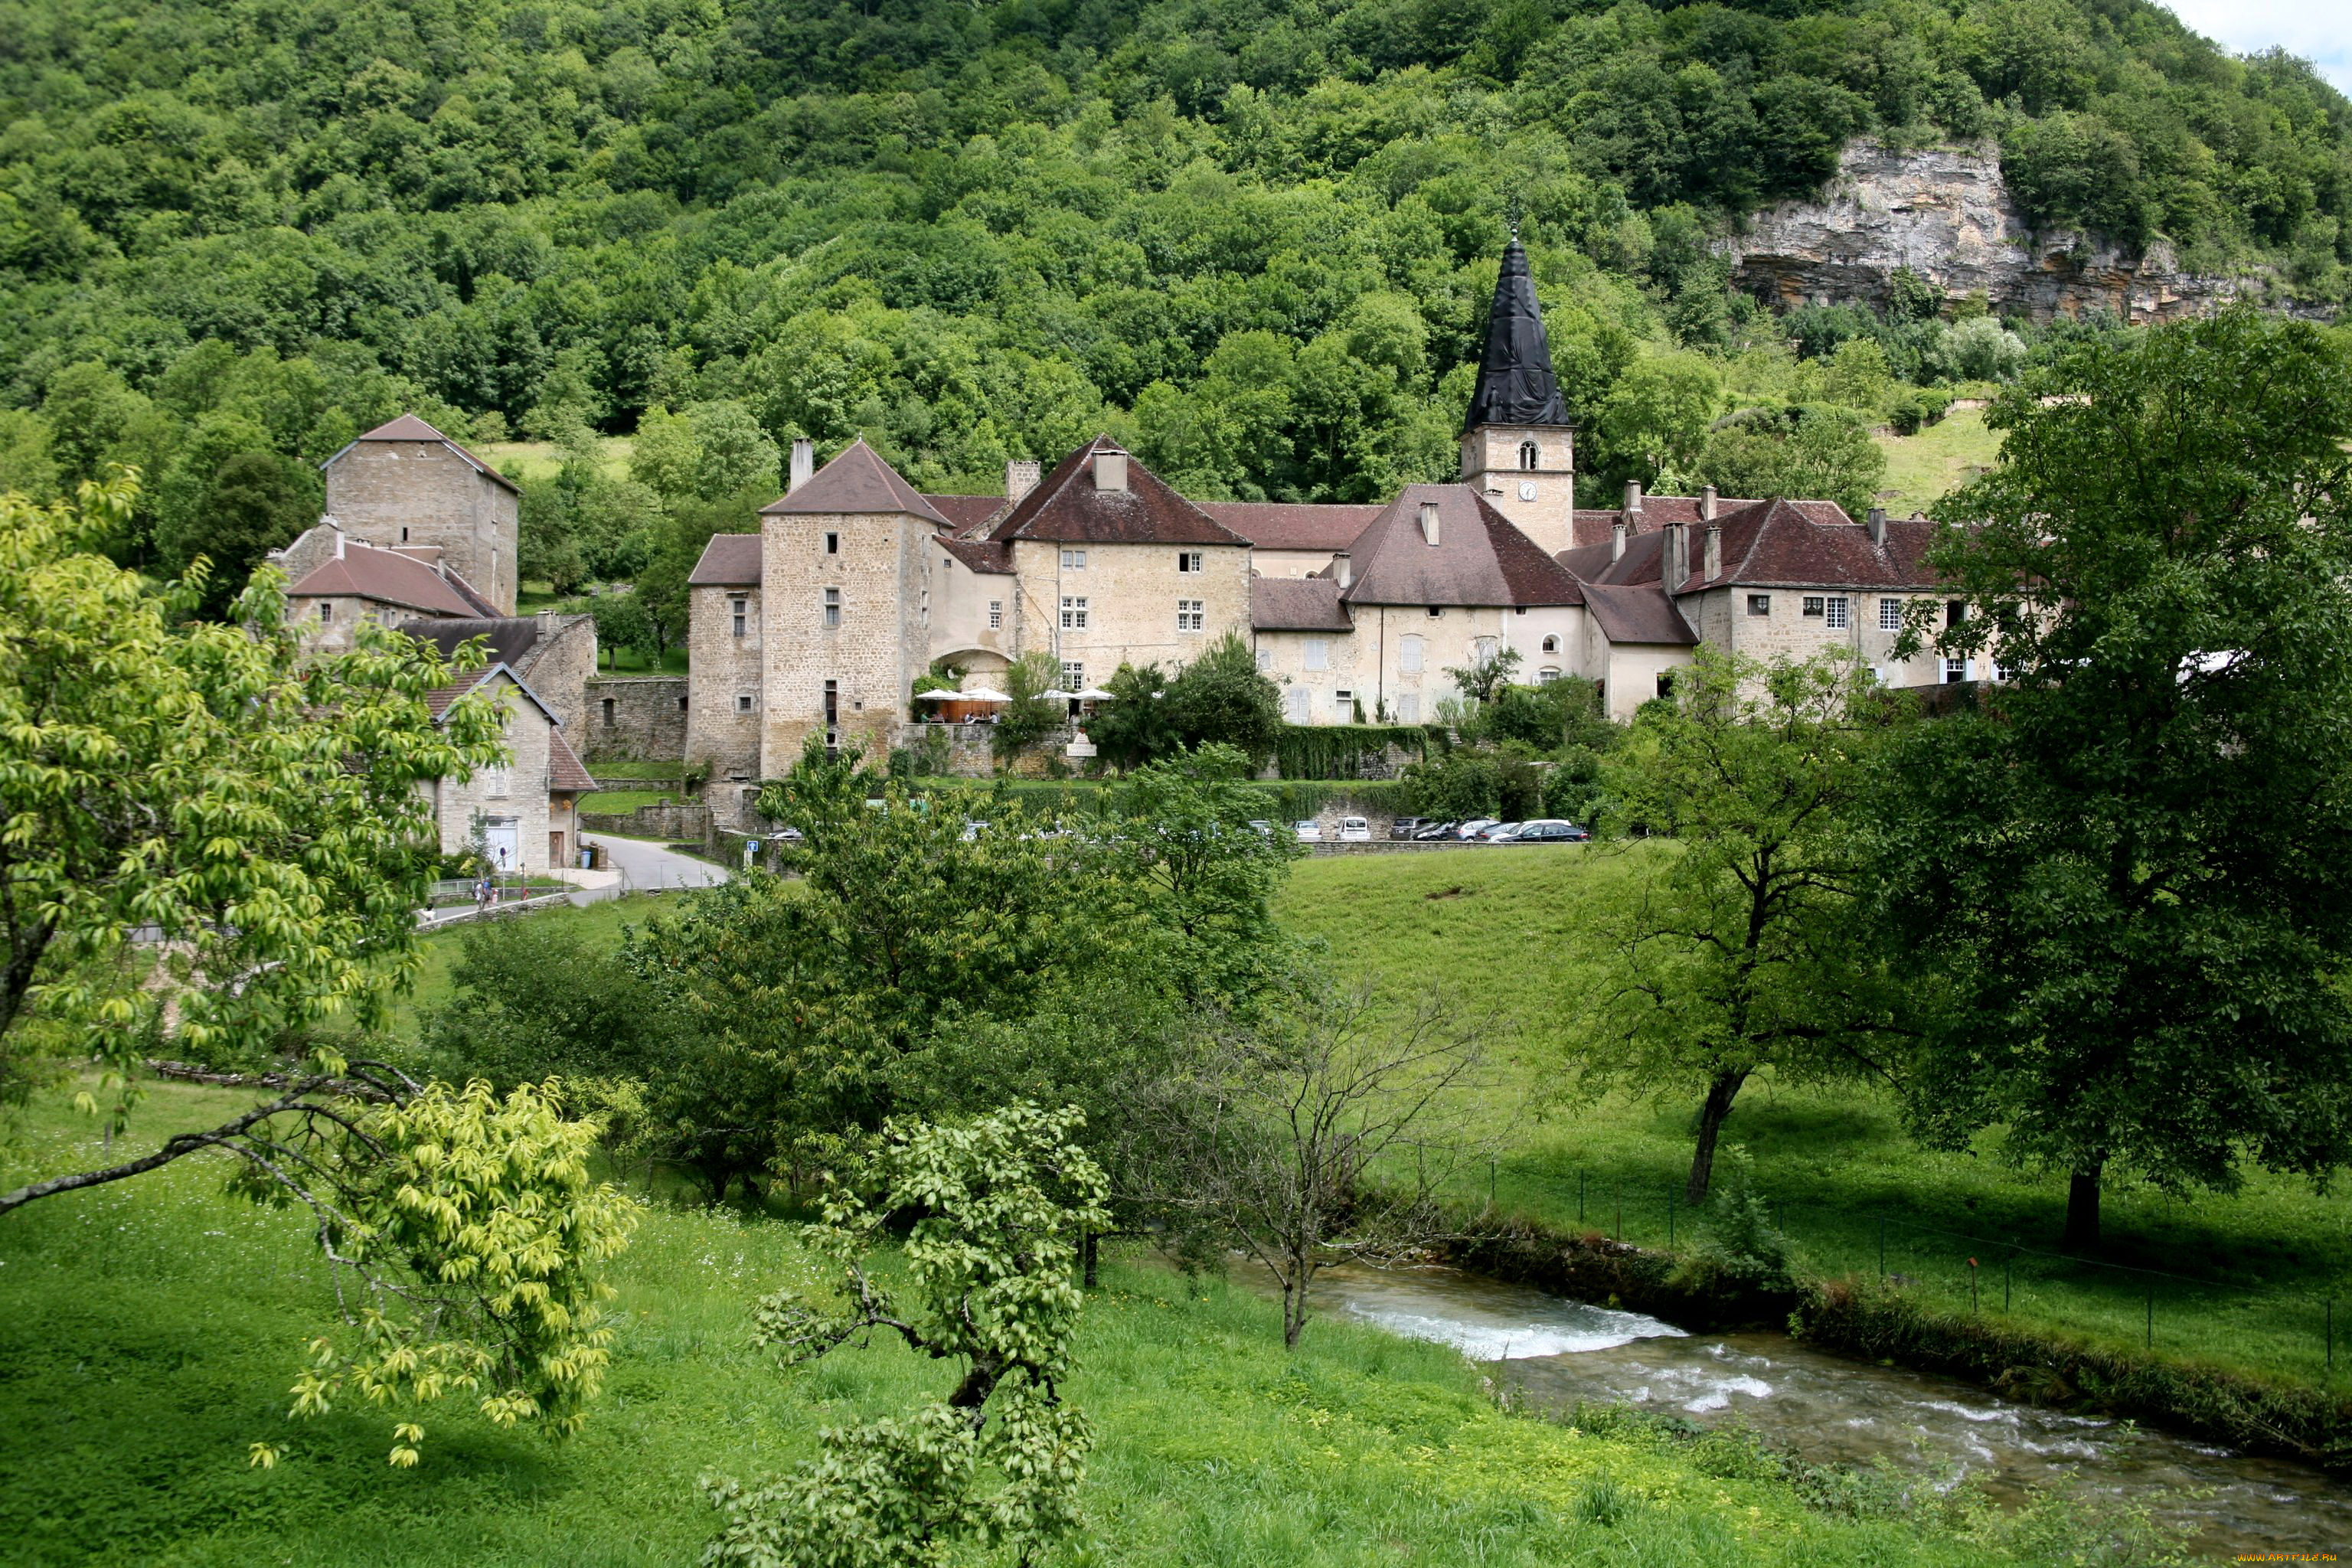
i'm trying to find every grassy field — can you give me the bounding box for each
[477,436,634,485]
[1873,407,2001,515]
[1279,848,2352,1389]
[584,760,685,782]
[580,789,681,813]
[0,1085,2099,1568]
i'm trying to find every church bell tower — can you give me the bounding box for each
[1459,234,1576,557]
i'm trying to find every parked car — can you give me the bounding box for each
[1491,818,1591,843]
[1413,820,1457,840]
[1389,815,1430,839]
[1452,818,1500,840]
[1293,819,1323,842]
[1469,821,1520,841]
[1246,819,1274,838]
[1337,816,1372,841]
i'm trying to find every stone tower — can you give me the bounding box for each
[1459,237,1576,558]
[320,414,521,614]
[756,437,946,773]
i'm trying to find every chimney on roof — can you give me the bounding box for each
[335,531,346,560]
[1661,520,1684,588]
[1418,500,1441,546]
[1867,506,1887,547]
[1700,485,1718,524]
[1610,520,1627,563]
[1093,448,1127,493]
[789,438,814,493]
[1006,459,1040,505]
[1623,479,1643,517]
[1332,551,1352,589]
[1703,524,1721,581]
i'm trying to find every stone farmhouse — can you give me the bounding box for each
[684,235,1962,828]
[270,416,598,876]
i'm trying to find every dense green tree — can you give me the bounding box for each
[153,448,315,618]
[1697,404,1889,517]
[1868,309,2352,1252]
[1085,662,1176,771]
[1163,631,1285,766]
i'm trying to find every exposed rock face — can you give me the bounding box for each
[1720,141,2285,325]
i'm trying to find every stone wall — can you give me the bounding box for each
[583,676,689,762]
[430,673,553,874]
[323,439,520,613]
[579,800,711,841]
[514,613,598,739]
[760,506,934,775]
[893,721,1076,778]
[1006,538,1251,688]
[685,582,764,790]
[1719,139,2305,325]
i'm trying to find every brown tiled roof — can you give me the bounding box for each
[1251,576,1354,631]
[1341,484,1583,608]
[547,726,596,793]
[1583,582,1697,645]
[1560,500,1946,597]
[287,543,486,619]
[939,537,1014,574]
[688,532,762,586]
[1200,501,1383,552]
[988,437,1250,547]
[345,413,520,495]
[762,438,947,524]
[926,494,1006,533]
[1569,496,1765,549]
[400,616,545,668]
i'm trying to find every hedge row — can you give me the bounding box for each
[1272,724,1439,780]
[914,776,1413,820]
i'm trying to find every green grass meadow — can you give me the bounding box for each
[1278,848,2352,1389]
[1872,407,2001,516]
[0,1086,2073,1568]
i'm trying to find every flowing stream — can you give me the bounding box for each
[1253,1259,2351,1560]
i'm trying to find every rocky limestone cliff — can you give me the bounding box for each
[1720,141,2295,325]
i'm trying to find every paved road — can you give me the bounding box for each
[581,833,731,897]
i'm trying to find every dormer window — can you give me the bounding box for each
[1518,439,1539,471]
[1418,501,1440,546]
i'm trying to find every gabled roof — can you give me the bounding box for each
[1570,495,1765,549]
[1464,238,1572,432]
[689,532,763,586]
[286,542,488,619]
[1559,498,1945,596]
[1252,576,1354,632]
[760,438,947,524]
[399,616,547,669]
[547,726,596,793]
[423,662,564,727]
[331,413,520,495]
[1200,501,1383,553]
[926,494,1007,533]
[1340,484,1583,608]
[1583,582,1697,645]
[988,437,1250,547]
[938,537,1014,574]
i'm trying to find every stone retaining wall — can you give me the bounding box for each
[583,676,690,763]
[580,800,711,840]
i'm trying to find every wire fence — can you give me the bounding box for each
[1472,1158,2347,1385]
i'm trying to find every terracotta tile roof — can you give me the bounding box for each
[926,494,1006,533]
[688,531,762,586]
[1582,582,1698,645]
[1200,501,1383,552]
[1251,575,1354,631]
[988,437,1250,547]
[286,543,486,618]
[547,726,596,793]
[1569,496,1765,549]
[938,537,1014,574]
[1560,500,1947,597]
[761,438,947,524]
[1340,484,1583,608]
[345,413,520,495]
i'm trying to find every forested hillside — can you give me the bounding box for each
[0,0,2346,586]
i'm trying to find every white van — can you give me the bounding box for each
[1337,816,1372,841]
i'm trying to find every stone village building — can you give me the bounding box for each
[684,236,1967,828]
[270,416,596,875]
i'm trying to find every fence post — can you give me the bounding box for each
[1668,1187,1676,1247]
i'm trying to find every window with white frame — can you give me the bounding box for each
[1333,688,1355,719]
[1285,685,1309,722]
[735,693,754,713]
[1176,598,1205,632]
[1824,596,1850,629]
[1395,694,1419,723]
[1060,661,1084,691]
[1802,596,1825,617]
[1944,657,1966,683]
[1255,645,1272,671]
[1879,598,1903,631]
[987,599,1002,630]
[1747,594,1770,617]
[1060,548,1086,570]
[1540,635,1560,653]
[1060,596,1088,629]
[319,602,335,623]
[1398,635,1423,673]
[1537,668,1560,684]
[484,765,511,799]
[1304,638,1329,671]
[730,595,747,637]
[1475,636,1498,662]
[822,586,841,627]
[1177,550,1203,573]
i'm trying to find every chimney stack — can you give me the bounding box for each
[1610,520,1627,563]
[1006,459,1040,505]
[1332,551,1352,589]
[1418,500,1441,546]
[1867,506,1887,547]
[1093,447,1127,493]
[1623,479,1644,516]
[789,438,814,493]
[1700,485,1718,524]
[335,531,346,560]
[1662,521,1684,587]
[1702,524,1721,581]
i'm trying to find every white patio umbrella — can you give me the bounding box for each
[1070,686,1118,701]
[954,685,1013,703]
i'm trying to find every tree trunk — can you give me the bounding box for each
[1080,1230,1099,1290]
[2062,1162,2102,1253]
[1684,1068,1750,1206]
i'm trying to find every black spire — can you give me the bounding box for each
[1463,237,1570,433]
